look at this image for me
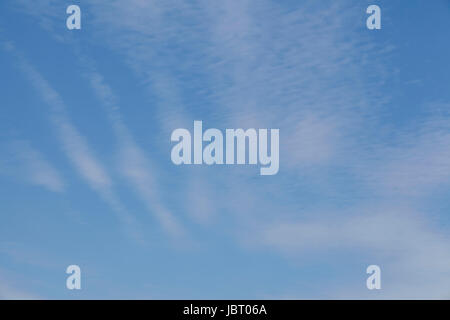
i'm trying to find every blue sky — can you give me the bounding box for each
[1,0,450,299]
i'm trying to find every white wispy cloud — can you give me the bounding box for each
[0,283,38,300]
[364,113,450,197]
[0,268,39,300]
[3,42,141,241]
[85,0,388,175]
[253,206,450,299]
[18,59,112,193]
[9,0,450,299]
[88,70,186,239]
[1,140,65,192]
